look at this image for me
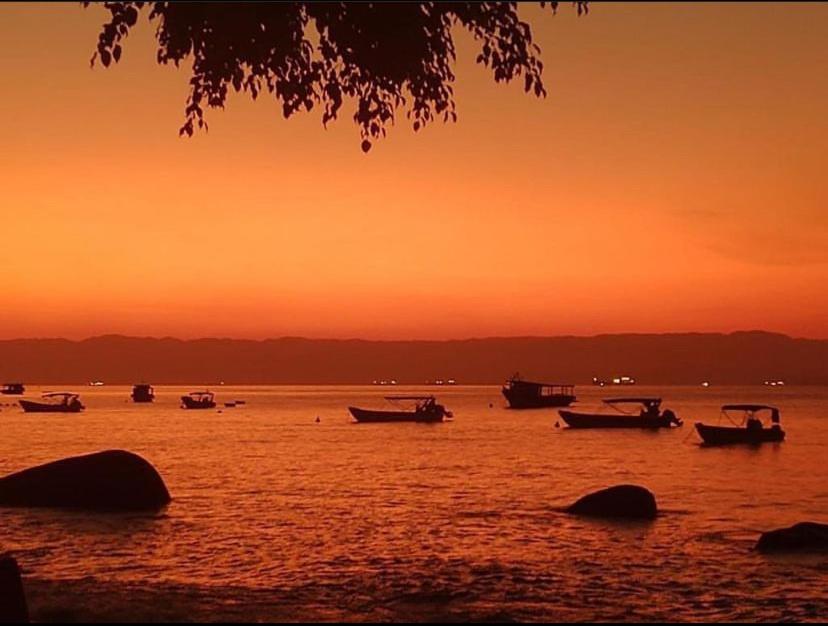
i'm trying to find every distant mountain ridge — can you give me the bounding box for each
[0,331,825,385]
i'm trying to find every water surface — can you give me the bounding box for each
[1,385,825,621]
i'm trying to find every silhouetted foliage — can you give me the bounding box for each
[86,2,588,151]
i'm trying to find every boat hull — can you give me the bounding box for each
[180,397,215,409]
[348,406,445,423]
[502,388,576,409]
[695,423,785,446]
[19,400,84,413]
[559,410,679,429]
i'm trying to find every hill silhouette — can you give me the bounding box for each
[0,331,825,385]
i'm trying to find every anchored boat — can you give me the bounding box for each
[1,383,25,395]
[559,397,682,429]
[502,375,576,409]
[19,392,85,413]
[180,391,216,410]
[349,395,452,423]
[131,383,155,403]
[696,404,785,446]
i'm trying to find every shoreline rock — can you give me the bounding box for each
[567,484,657,520]
[756,522,828,553]
[0,450,170,512]
[0,555,28,623]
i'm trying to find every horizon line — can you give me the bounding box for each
[0,329,822,343]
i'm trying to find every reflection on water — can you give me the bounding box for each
[1,385,826,620]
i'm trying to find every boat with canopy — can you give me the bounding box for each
[19,392,85,413]
[349,395,452,423]
[559,397,682,429]
[695,404,785,446]
[502,374,576,409]
[180,390,216,410]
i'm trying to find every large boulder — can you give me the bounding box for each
[0,555,28,623]
[567,484,657,520]
[755,522,828,553]
[0,450,170,511]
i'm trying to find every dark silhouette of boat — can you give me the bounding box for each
[349,395,452,423]
[180,391,216,409]
[502,375,576,409]
[559,397,682,429]
[19,392,84,413]
[696,404,785,446]
[131,384,155,403]
[1,383,25,395]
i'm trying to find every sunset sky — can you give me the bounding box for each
[1,2,826,340]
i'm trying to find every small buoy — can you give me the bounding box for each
[488,403,493,408]
[555,421,560,428]
[315,416,321,423]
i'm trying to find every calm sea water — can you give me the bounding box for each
[1,385,826,621]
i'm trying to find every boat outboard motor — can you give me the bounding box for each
[662,409,682,426]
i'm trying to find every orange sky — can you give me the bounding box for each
[1,2,827,340]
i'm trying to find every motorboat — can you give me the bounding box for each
[19,392,84,413]
[559,397,682,429]
[1,383,25,395]
[131,384,155,403]
[696,404,785,446]
[349,395,452,423]
[180,391,216,409]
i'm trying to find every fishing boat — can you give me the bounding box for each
[180,391,216,410]
[349,395,452,424]
[19,392,84,413]
[502,375,576,409]
[131,383,155,403]
[695,404,785,446]
[559,398,683,429]
[1,383,25,395]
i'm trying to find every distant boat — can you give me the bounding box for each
[180,391,216,410]
[131,384,155,403]
[502,375,576,409]
[763,380,785,387]
[88,380,104,386]
[19,392,84,413]
[349,395,452,423]
[696,404,785,446]
[1,383,25,395]
[612,375,636,385]
[559,397,682,429]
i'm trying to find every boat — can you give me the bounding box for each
[19,392,84,413]
[131,384,155,403]
[695,404,785,446]
[502,375,576,409]
[88,380,104,386]
[180,391,216,409]
[612,375,636,385]
[349,395,452,423]
[559,398,682,429]
[1,383,25,395]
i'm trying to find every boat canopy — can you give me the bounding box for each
[189,391,214,398]
[603,397,661,406]
[722,404,777,413]
[42,392,78,398]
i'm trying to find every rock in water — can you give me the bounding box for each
[0,555,28,623]
[567,484,657,519]
[0,450,170,511]
[756,522,828,553]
